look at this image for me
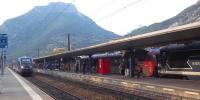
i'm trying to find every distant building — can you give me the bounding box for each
[53,48,66,54]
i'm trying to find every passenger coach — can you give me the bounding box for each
[157,42,200,79]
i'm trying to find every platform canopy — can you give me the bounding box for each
[34,22,200,61]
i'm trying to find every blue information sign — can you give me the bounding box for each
[0,34,8,48]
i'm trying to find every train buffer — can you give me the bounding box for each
[35,69,200,100]
[0,67,53,100]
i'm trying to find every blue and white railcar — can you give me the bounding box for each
[17,56,33,76]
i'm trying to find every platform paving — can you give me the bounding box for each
[103,74,200,91]
[0,67,53,100]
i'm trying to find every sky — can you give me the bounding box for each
[0,0,198,35]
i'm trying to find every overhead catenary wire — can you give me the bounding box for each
[32,0,76,56]
[34,0,76,33]
[37,0,143,52]
[1,0,77,59]
[48,0,76,53]
[48,0,76,23]
[18,0,75,56]
[96,0,144,22]
[71,0,145,42]
[92,0,116,15]
[37,0,76,31]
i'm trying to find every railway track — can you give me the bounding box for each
[26,73,149,100]
[26,75,81,100]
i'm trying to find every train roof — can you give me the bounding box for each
[160,42,200,52]
[18,56,33,62]
[18,56,32,59]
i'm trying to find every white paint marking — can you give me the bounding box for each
[121,82,127,84]
[163,88,175,92]
[146,86,155,89]
[184,91,199,95]
[132,83,139,86]
[112,80,118,84]
[121,81,129,87]
[8,68,43,100]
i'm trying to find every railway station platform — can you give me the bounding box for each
[35,69,200,100]
[0,67,53,100]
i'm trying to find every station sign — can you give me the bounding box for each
[0,34,8,48]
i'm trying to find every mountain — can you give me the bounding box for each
[0,2,120,60]
[127,0,200,36]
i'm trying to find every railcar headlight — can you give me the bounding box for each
[21,66,24,68]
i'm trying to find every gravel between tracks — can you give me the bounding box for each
[26,73,149,100]
[26,76,80,100]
